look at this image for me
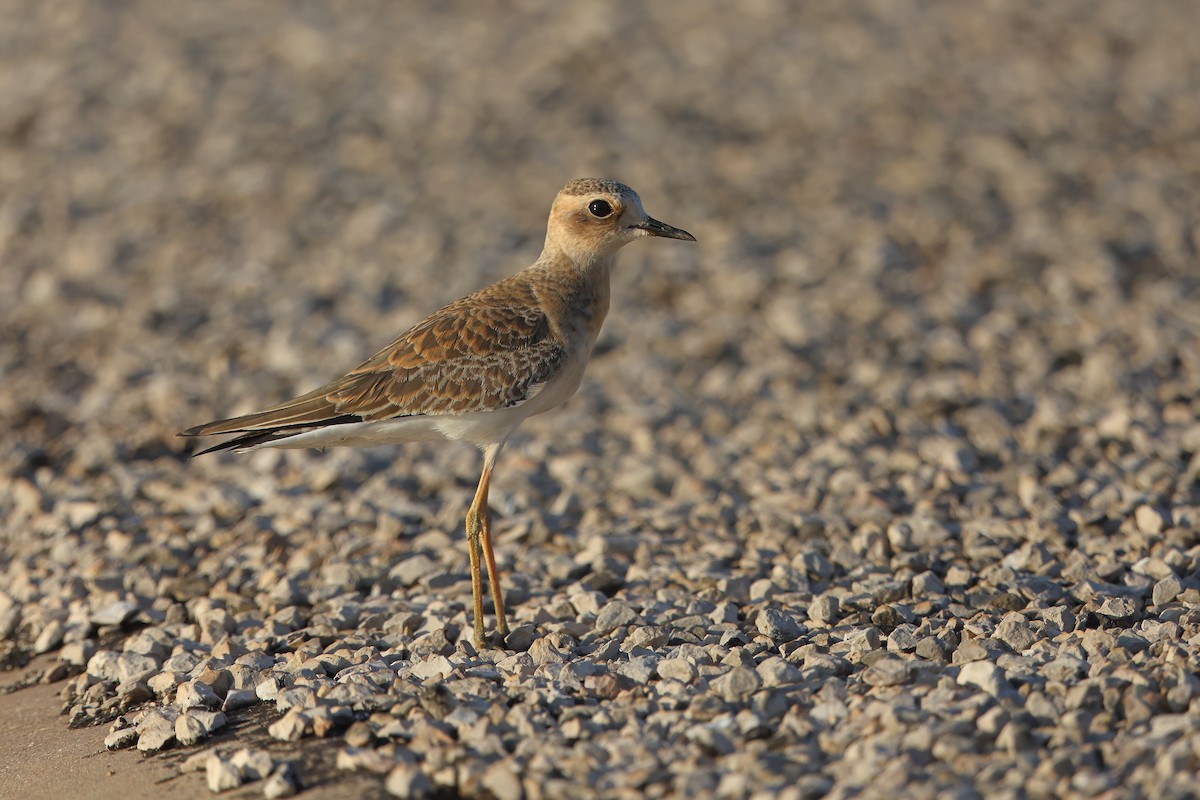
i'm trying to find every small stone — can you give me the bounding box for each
[713,666,761,702]
[34,619,64,654]
[179,751,211,773]
[86,650,122,682]
[1134,505,1165,535]
[997,721,1035,754]
[594,601,640,634]
[845,628,881,652]
[887,627,919,652]
[614,654,658,684]
[958,661,1016,698]
[148,671,185,696]
[231,747,276,781]
[1153,575,1183,606]
[808,595,840,625]
[710,601,739,624]
[1095,596,1140,620]
[1043,657,1088,682]
[503,625,537,652]
[222,689,259,712]
[756,608,803,642]
[862,655,910,687]
[60,641,97,667]
[123,632,169,659]
[657,658,697,683]
[176,679,220,709]
[136,709,178,753]
[92,600,138,627]
[686,724,736,756]
[481,760,523,800]
[749,579,777,602]
[104,727,138,750]
[116,680,155,706]
[195,667,233,698]
[269,709,310,742]
[529,637,567,666]
[624,625,667,650]
[993,615,1037,652]
[176,709,227,746]
[207,753,243,793]
[386,764,433,798]
[255,678,280,702]
[912,571,944,595]
[410,655,453,681]
[757,656,802,687]
[391,554,437,586]
[915,638,947,662]
[117,652,160,683]
[263,763,299,799]
[274,686,313,712]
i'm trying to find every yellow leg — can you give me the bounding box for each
[466,443,506,648]
[480,507,509,639]
[466,503,486,650]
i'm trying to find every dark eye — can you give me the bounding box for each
[588,199,613,218]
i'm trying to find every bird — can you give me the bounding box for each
[179,178,695,649]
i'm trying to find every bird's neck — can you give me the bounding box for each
[534,245,613,344]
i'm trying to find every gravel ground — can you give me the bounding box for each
[3,1,1200,798]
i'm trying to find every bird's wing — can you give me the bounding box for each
[180,278,567,439]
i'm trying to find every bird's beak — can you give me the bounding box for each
[633,217,696,242]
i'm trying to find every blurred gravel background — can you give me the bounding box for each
[2,1,1200,798]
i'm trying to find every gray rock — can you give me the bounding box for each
[887,626,919,652]
[104,726,138,750]
[222,689,259,712]
[135,709,178,753]
[386,764,433,798]
[86,650,122,682]
[713,666,762,702]
[686,724,736,756]
[993,615,1037,652]
[148,671,185,696]
[176,679,220,709]
[263,764,299,799]
[60,640,97,667]
[614,654,658,684]
[268,709,310,742]
[117,652,160,683]
[231,747,276,781]
[206,754,243,793]
[92,600,138,627]
[957,661,1017,699]
[808,595,840,626]
[594,601,640,634]
[390,554,438,587]
[481,761,523,800]
[657,658,697,683]
[862,656,910,687]
[756,608,803,642]
[1095,595,1141,620]
[757,656,802,687]
[175,709,227,746]
[1153,575,1183,606]
[116,680,154,706]
[1134,505,1165,535]
[34,619,64,654]
[503,625,537,652]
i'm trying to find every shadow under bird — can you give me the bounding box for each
[180,178,695,649]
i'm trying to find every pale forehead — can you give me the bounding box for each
[558,178,641,206]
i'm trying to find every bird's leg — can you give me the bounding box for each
[466,443,507,648]
[465,499,486,650]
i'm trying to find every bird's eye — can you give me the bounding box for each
[588,199,613,218]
